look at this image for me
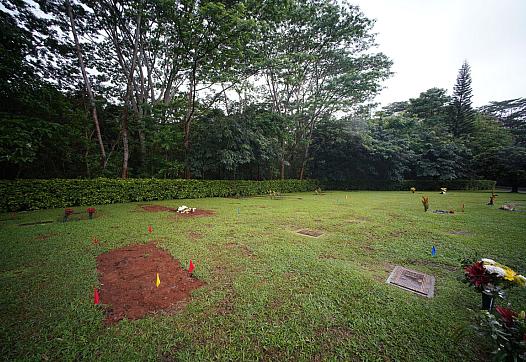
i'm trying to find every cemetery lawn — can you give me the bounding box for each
[1,191,525,361]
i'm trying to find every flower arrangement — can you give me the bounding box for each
[487,192,497,206]
[410,187,416,193]
[473,307,526,360]
[421,196,429,212]
[63,208,74,222]
[87,207,96,219]
[177,205,196,214]
[268,190,280,199]
[463,258,526,297]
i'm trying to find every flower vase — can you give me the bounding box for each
[481,293,495,311]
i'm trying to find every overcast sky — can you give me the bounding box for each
[351,0,526,108]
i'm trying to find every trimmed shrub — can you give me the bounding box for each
[0,178,319,212]
[0,178,496,212]
[320,179,496,191]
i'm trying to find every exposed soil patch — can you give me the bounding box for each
[449,230,471,235]
[406,258,457,272]
[35,232,58,240]
[96,242,204,324]
[348,216,368,224]
[18,220,54,227]
[296,229,323,237]
[140,205,177,212]
[188,231,203,240]
[172,209,216,218]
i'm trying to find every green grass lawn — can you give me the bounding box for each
[1,191,525,361]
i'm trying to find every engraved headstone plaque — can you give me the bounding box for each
[386,266,435,298]
[296,229,323,237]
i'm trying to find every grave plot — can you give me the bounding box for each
[96,243,203,324]
[296,229,324,237]
[139,204,216,217]
[386,266,435,298]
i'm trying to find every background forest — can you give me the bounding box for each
[1,0,525,190]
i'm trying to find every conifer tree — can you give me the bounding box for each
[450,61,475,137]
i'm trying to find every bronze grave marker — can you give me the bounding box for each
[386,266,435,298]
[296,229,323,237]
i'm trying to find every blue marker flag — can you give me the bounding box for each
[431,246,436,256]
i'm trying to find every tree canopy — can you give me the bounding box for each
[0,1,524,189]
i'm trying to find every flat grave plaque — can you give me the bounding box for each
[386,266,435,298]
[296,229,323,237]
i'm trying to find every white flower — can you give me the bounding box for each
[483,265,506,277]
[481,258,496,264]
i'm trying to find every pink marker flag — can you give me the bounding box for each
[188,260,195,273]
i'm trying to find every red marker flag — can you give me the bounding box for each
[188,259,195,273]
[94,288,100,305]
[148,225,153,233]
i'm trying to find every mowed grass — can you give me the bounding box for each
[1,191,525,361]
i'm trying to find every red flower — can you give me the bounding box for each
[87,207,96,214]
[496,306,517,326]
[465,261,490,287]
[64,208,74,216]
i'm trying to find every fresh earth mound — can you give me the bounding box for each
[140,205,215,217]
[96,243,204,324]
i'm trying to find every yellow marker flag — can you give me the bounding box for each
[156,272,160,287]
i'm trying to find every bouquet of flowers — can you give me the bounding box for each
[177,205,196,214]
[63,208,74,222]
[474,307,526,361]
[463,258,526,297]
[87,207,96,219]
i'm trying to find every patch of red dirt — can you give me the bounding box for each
[35,233,58,240]
[172,209,216,218]
[140,205,177,212]
[96,243,204,324]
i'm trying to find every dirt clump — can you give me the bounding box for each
[96,242,204,324]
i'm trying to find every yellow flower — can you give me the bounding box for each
[503,267,517,281]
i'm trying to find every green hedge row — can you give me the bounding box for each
[0,178,319,212]
[0,178,496,212]
[320,179,496,191]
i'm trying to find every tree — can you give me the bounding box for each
[66,0,106,168]
[259,0,391,179]
[476,146,526,192]
[480,97,526,146]
[450,61,475,137]
[407,88,451,130]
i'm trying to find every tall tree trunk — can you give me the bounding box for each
[121,14,142,179]
[298,117,316,180]
[280,139,285,180]
[66,1,106,168]
[183,65,197,179]
[121,108,130,178]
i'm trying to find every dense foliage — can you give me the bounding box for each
[0,178,318,211]
[0,0,524,189]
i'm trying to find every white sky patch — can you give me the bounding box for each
[351,0,526,107]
